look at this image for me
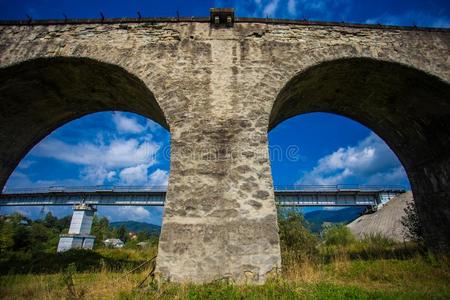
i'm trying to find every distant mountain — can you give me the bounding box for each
[304,207,365,232]
[109,208,364,236]
[110,221,161,235]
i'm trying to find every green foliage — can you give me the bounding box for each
[0,213,62,253]
[2,207,449,299]
[0,219,15,252]
[91,215,111,247]
[109,221,161,235]
[137,230,152,242]
[43,212,57,228]
[401,201,424,243]
[0,212,160,275]
[278,209,318,262]
[0,247,158,275]
[62,263,78,299]
[322,224,355,246]
[0,209,448,299]
[117,224,128,242]
[0,211,161,262]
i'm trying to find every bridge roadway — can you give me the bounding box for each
[0,185,406,207]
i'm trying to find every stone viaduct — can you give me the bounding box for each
[0,15,449,283]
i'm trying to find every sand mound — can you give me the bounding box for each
[347,192,413,241]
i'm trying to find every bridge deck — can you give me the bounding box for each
[0,185,405,207]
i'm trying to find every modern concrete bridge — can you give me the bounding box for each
[0,8,449,283]
[0,184,405,253]
[0,185,405,207]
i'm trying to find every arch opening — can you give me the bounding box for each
[0,57,169,191]
[268,58,450,252]
[268,112,411,240]
[1,110,170,254]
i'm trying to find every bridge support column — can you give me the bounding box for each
[155,117,281,283]
[409,158,450,252]
[57,203,96,252]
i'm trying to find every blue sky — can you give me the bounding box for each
[2,0,446,224]
[1,0,449,27]
[2,112,410,223]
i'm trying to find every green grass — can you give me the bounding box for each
[0,248,449,300]
[1,216,449,299]
[0,247,157,275]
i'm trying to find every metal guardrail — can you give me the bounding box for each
[0,185,407,207]
[1,184,406,195]
[1,185,168,194]
[273,184,405,192]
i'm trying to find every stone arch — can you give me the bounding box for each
[0,56,169,190]
[268,57,450,251]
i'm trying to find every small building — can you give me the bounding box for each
[128,232,137,240]
[104,238,124,248]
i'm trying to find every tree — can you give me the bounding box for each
[91,216,110,242]
[322,224,355,246]
[43,212,57,228]
[401,201,424,243]
[137,230,152,242]
[12,225,31,251]
[56,216,72,232]
[0,220,14,252]
[116,225,128,242]
[278,209,318,261]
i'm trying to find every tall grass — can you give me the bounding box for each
[1,244,449,299]
[1,213,449,299]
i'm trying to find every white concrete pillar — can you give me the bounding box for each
[57,203,97,252]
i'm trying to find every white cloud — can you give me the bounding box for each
[101,206,151,222]
[119,164,150,185]
[118,166,169,186]
[112,112,146,134]
[81,167,116,185]
[8,111,169,188]
[5,171,92,189]
[4,172,33,189]
[263,0,280,17]
[366,166,407,185]
[148,169,169,186]
[31,137,159,169]
[322,206,346,211]
[297,132,408,186]
[17,160,35,169]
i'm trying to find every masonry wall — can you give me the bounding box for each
[0,21,449,283]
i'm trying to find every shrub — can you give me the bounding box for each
[278,209,318,262]
[401,201,424,243]
[322,224,355,247]
[360,233,395,247]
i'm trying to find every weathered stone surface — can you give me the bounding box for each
[0,20,449,283]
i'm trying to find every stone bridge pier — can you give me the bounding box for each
[156,101,281,283]
[149,26,286,283]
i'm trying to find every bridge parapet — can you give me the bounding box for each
[2,184,406,194]
[0,185,406,207]
[274,184,406,192]
[2,185,168,194]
